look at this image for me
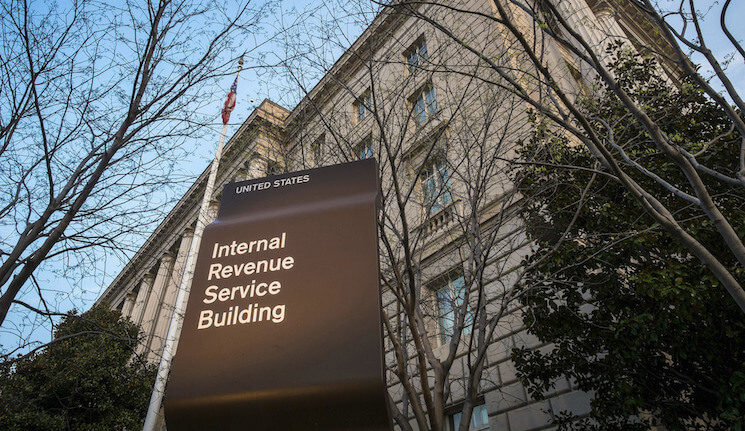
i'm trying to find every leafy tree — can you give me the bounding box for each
[0,305,155,431]
[512,47,745,430]
[392,0,745,313]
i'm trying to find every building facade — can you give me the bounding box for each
[97,1,666,429]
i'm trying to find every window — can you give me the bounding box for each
[312,134,324,164]
[356,135,374,160]
[413,84,437,124]
[355,90,372,122]
[436,274,471,344]
[405,38,428,73]
[422,157,452,214]
[452,404,489,431]
[265,159,281,175]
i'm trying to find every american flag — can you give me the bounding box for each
[221,75,238,125]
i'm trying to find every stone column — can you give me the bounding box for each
[121,290,137,320]
[555,0,604,53]
[207,199,220,223]
[137,252,175,359]
[247,156,265,179]
[130,274,155,326]
[148,229,194,362]
[592,6,629,47]
[236,163,249,182]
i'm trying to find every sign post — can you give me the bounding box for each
[164,159,390,430]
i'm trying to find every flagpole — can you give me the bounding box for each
[142,57,243,431]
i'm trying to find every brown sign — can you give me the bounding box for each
[164,159,390,430]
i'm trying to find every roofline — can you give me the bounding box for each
[284,5,410,126]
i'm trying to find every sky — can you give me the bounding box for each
[0,0,372,355]
[675,0,745,99]
[1,0,743,356]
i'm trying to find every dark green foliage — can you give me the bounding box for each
[513,45,745,430]
[0,305,156,431]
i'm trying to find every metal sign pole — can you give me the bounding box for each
[142,58,243,431]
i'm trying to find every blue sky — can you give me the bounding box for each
[0,0,371,355]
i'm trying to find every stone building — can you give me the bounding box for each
[97,1,669,429]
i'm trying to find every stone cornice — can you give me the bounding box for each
[284,6,412,137]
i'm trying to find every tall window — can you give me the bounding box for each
[356,135,374,160]
[406,38,428,73]
[422,157,452,214]
[451,404,489,431]
[355,90,372,122]
[312,134,325,164]
[436,274,471,344]
[413,84,437,125]
[265,159,281,175]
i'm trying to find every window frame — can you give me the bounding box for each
[404,37,428,73]
[355,135,374,160]
[421,154,452,215]
[265,159,282,176]
[355,90,372,122]
[412,83,437,125]
[451,403,489,431]
[311,134,325,165]
[434,272,471,345]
